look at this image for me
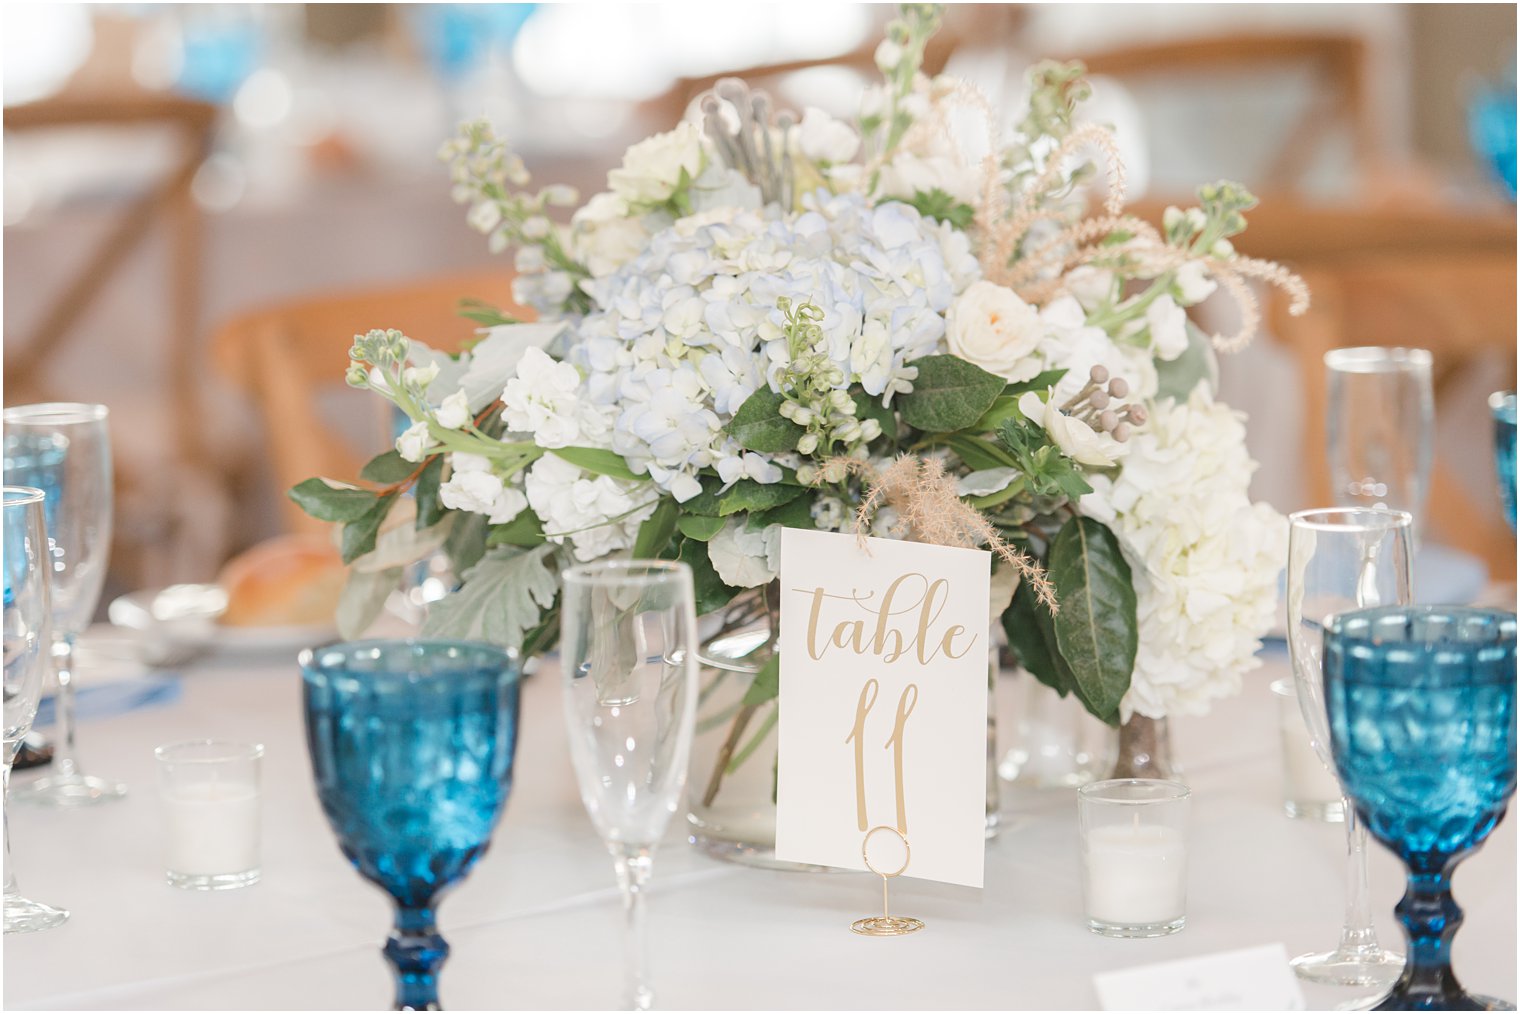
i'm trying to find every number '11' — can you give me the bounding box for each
[844,679,919,834]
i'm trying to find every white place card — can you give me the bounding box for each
[774,528,991,888]
[1093,943,1306,1011]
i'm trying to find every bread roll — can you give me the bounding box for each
[218,535,346,627]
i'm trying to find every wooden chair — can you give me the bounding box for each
[211,270,522,534]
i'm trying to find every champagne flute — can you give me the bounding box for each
[3,486,69,932]
[1285,508,1411,986]
[560,561,699,1011]
[1325,347,1434,540]
[3,403,126,806]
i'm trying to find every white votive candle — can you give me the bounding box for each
[1078,778,1190,937]
[155,740,264,890]
[1270,679,1345,821]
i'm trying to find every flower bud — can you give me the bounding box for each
[345,364,370,388]
[1088,390,1110,410]
[796,464,818,485]
[822,461,848,483]
[1162,206,1183,232]
[1089,365,1109,384]
[793,407,814,426]
[1107,377,1129,398]
[797,432,820,455]
[1111,422,1131,442]
[1211,238,1234,258]
[521,216,552,240]
[1097,410,1118,431]
[859,418,883,442]
[1126,405,1148,425]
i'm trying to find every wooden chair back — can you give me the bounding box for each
[211,270,521,534]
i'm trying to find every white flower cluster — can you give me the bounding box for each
[1079,387,1287,721]
[516,190,981,503]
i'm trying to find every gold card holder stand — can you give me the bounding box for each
[851,825,924,936]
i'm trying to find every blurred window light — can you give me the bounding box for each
[513,2,872,101]
[411,3,537,81]
[234,67,292,130]
[3,3,93,106]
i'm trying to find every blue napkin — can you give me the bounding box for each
[33,676,182,727]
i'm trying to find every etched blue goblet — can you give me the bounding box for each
[1490,392,1516,532]
[301,640,520,1011]
[1324,607,1517,1011]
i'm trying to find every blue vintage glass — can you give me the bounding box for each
[1324,607,1517,1011]
[1491,392,1516,532]
[301,640,520,1011]
[2,432,66,542]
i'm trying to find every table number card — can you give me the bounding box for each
[774,528,991,887]
[1092,944,1306,1011]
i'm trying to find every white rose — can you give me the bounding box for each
[1146,294,1189,362]
[571,191,652,278]
[876,150,980,206]
[797,106,860,164]
[707,519,781,589]
[946,281,1046,382]
[434,390,471,430]
[607,122,705,206]
[1018,391,1127,467]
[395,420,434,463]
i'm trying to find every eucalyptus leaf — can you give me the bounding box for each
[683,478,806,518]
[676,515,726,541]
[748,495,816,532]
[899,355,1006,432]
[336,566,402,639]
[445,510,490,573]
[413,456,446,530]
[359,450,416,484]
[632,498,679,559]
[741,654,781,707]
[288,478,378,523]
[728,389,803,453]
[485,510,545,548]
[549,446,641,481]
[1048,517,1136,723]
[420,544,559,650]
[341,493,399,564]
[677,537,739,615]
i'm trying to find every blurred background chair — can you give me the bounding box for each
[211,269,519,537]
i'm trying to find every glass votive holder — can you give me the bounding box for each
[1078,778,1189,938]
[1270,679,1345,822]
[154,740,264,890]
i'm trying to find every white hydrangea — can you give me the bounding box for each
[707,519,782,588]
[523,453,654,561]
[561,190,979,501]
[1079,387,1287,721]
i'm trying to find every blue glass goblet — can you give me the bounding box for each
[1490,392,1516,532]
[301,640,521,1011]
[1324,607,1517,1011]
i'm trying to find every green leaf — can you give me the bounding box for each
[420,544,559,650]
[445,510,490,573]
[549,446,641,481]
[741,654,781,707]
[944,433,1018,471]
[413,456,446,530]
[970,395,1023,434]
[1154,321,1219,401]
[900,188,975,229]
[682,477,806,518]
[851,389,895,442]
[676,537,739,615]
[1048,517,1137,723]
[632,498,679,559]
[749,495,816,532]
[728,389,803,453]
[457,298,520,328]
[1003,576,1071,697]
[340,493,399,564]
[1006,368,1068,396]
[486,509,546,548]
[288,478,379,523]
[359,450,416,484]
[336,566,402,639]
[677,515,726,541]
[899,355,1007,432]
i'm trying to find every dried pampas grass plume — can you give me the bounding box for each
[816,455,1058,611]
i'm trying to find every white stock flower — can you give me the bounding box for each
[524,453,652,561]
[876,150,981,206]
[797,107,860,164]
[466,200,502,234]
[395,420,434,462]
[1146,294,1189,362]
[437,455,527,524]
[1080,387,1287,721]
[434,390,471,430]
[607,121,705,206]
[500,347,607,448]
[946,281,1046,382]
[874,39,904,72]
[707,519,781,588]
[1017,392,1127,468]
[1175,261,1218,305]
[570,191,655,278]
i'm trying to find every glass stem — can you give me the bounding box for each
[2,757,19,901]
[612,845,654,1012]
[1384,859,1467,1009]
[383,903,447,1012]
[51,636,78,779]
[1338,796,1383,954]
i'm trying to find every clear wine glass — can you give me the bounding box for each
[1325,348,1434,540]
[560,561,699,1012]
[3,403,126,806]
[3,486,69,932]
[1324,606,1517,1011]
[1286,507,1412,986]
[301,639,521,1011]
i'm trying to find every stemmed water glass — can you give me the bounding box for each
[1325,348,1434,539]
[560,561,699,1012]
[3,486,69,932]
[3,403,126,806]
[1323,606,1517,1011]
[301,640,521,1011]
[1285,507,1411,987]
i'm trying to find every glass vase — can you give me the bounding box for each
[998,666,1119,789]
[1110,713,1180,781]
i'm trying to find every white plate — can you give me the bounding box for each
[213,622,337,655]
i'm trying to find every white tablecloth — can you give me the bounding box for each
[5,635,1515,1011]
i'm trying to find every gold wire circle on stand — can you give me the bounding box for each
[850,825,925,936]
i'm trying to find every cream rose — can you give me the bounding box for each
[607,122,705,206]
[946,281,1047,382]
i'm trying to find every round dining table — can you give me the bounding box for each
[5,621,1515,1011]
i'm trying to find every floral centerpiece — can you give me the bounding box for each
[291,6,1300,804]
